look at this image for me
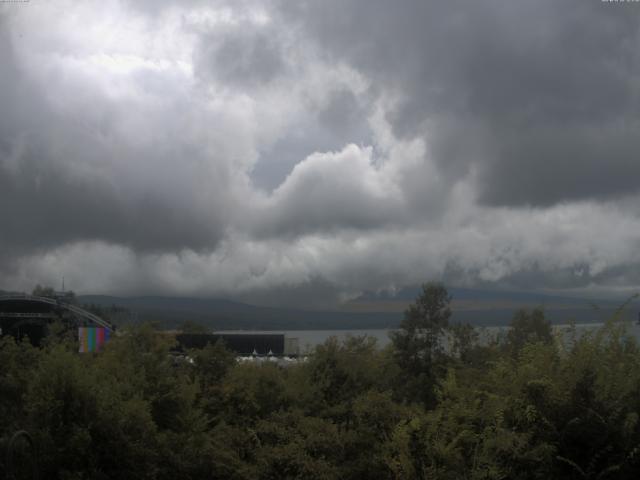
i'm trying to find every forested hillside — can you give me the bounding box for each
[2,284,640,479]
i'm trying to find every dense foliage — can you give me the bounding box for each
[2,283,640,479]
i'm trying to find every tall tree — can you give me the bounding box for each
[506,307,553,356]
[390,282,452,407]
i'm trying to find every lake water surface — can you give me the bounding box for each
[217,322,640,354]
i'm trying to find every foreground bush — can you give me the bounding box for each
[1,288,640,479]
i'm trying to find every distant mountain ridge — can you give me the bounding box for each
[77,294,400,330]
[354,286,618,306]
[347,286,631,326]
[76,287,636,330]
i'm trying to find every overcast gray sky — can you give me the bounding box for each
[1,0,640,305]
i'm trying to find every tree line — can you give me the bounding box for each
[1,283,640,479]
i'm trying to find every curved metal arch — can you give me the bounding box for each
[0,294,113,332]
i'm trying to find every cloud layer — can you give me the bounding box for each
[1,0,640,304]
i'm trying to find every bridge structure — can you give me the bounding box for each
[0,294,113,345]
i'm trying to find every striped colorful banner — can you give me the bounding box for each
[78,327,111,353]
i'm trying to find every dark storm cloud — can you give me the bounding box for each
[317,89,370,137]
[0,23,230,255]
[190,6,376,194]
[476,260,640,297]
[281,0,640,207]
[3,0,640,301]
[194,28,287,89]
[0,155,227,253]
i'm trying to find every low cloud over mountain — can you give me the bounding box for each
[2,0,640,305]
